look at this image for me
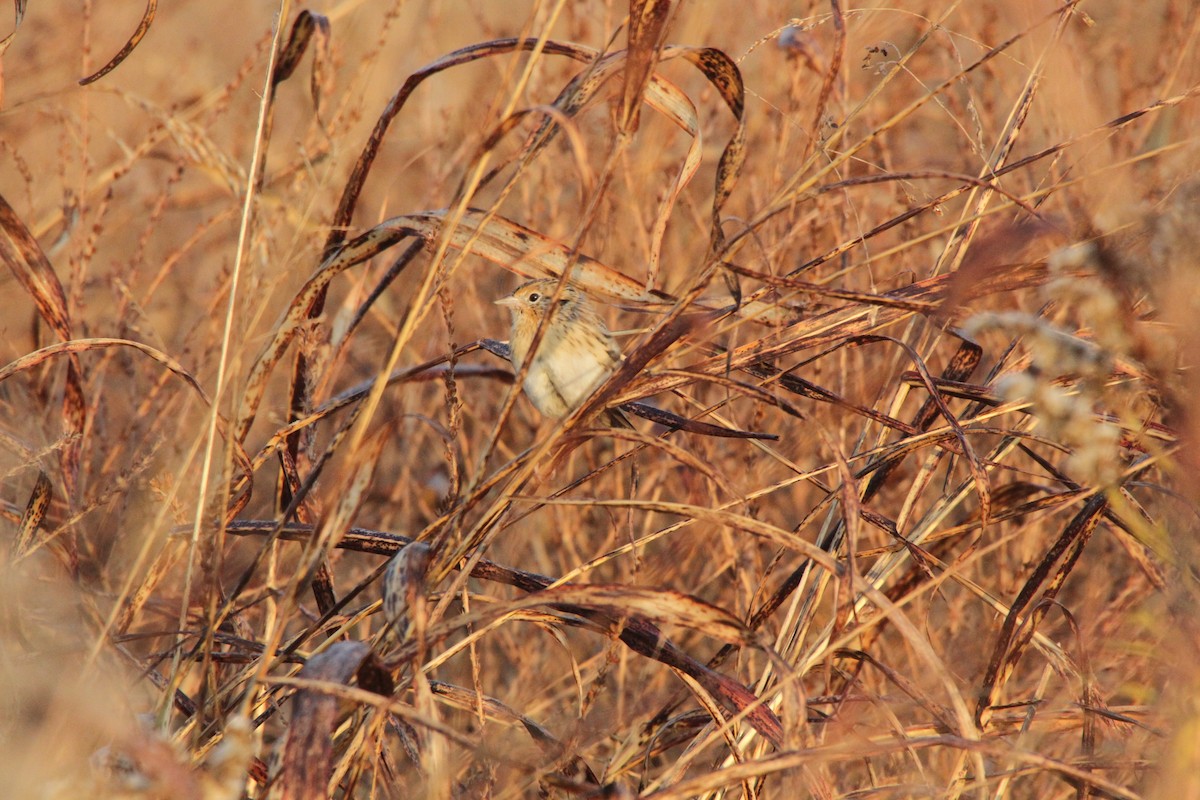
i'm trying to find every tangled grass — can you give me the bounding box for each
[1,1,1199,797]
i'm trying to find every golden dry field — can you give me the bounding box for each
[1,0,1199,797]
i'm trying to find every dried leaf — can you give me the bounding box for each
[0,337,206,397]
[79,0,158,85]
[531,583,753,645]
[977,493,1108,727]
[382,540,432,647]
[621,0,673,132]
[0,193,85,497]
[0,0,27,55]
[0,194,72,339]
[278,642,372,800]
[16,471,50,556]
[273,10,331,87]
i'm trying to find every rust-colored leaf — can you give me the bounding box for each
[0,192,85,499]
[0,337,206,397]
[0,194,71,339]
[16,471,51,556]
[278,642,372,800]
[78,0,158,85]
[273,10,330,86]
[976,493,1108,728]
[675,47,746,260]
[621,0,673,132]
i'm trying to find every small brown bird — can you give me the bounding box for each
[496,278,630,427]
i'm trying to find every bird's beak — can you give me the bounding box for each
[494,296,518,308]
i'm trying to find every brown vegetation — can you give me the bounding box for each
[1,1,1198,797]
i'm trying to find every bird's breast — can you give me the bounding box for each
[523,338,612,417]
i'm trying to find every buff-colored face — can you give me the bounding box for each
[495,279,583,322]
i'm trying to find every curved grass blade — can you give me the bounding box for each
[79,0,157,85]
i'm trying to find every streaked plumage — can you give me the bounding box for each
[496,279,629,426]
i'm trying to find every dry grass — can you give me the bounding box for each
[1,0,1199,797]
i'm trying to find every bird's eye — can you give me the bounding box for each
[528,292,540,302]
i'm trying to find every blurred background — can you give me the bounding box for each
[1,0,1198,796]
